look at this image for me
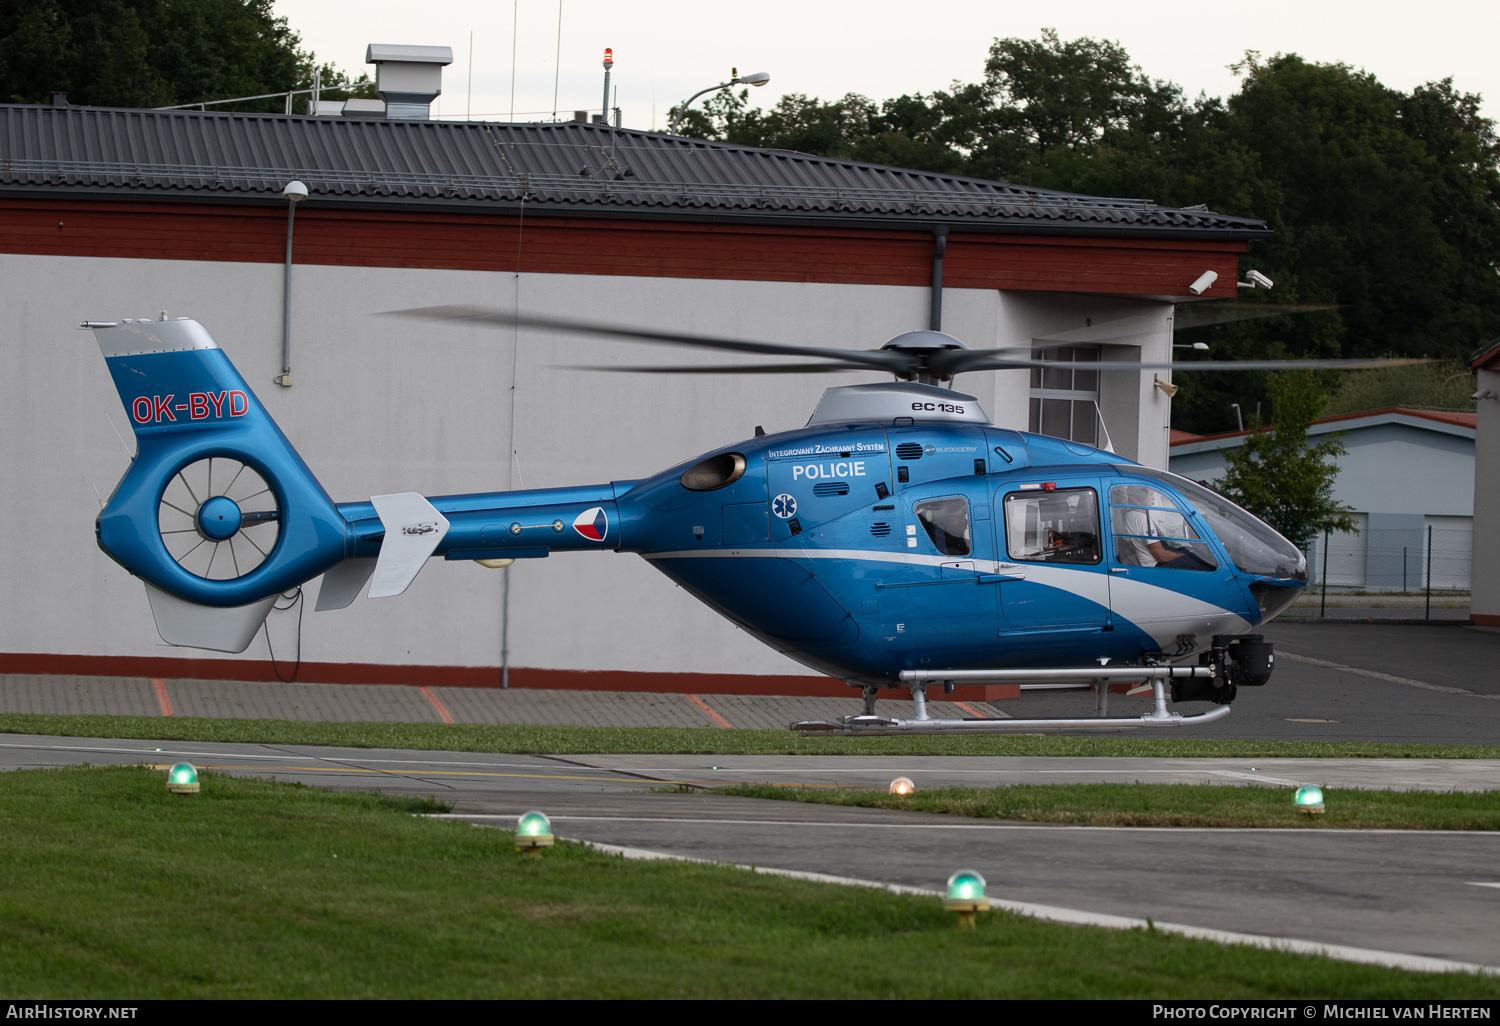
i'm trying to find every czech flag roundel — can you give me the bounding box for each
[573,506,608,542]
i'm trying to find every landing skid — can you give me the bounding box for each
[791,665,1231,736]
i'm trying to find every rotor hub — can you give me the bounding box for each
[196,495,243,541]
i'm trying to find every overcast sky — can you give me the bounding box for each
[273,0,1499,131]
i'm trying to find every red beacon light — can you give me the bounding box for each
[603,48,614,67]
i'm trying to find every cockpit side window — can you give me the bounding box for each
[1122,468,1308,581]
[1109,483,1218,572]
[1003,487,1100,564]
[914,496,971,556]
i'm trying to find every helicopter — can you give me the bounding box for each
[83,307,1399,736]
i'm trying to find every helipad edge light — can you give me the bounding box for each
[1294,785,1325,814]
[516,810,554,855]
[165,762,199,795]
[944,869,989,930]
[889,776,915,796]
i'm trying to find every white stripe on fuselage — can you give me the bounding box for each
[642,548,1252,649]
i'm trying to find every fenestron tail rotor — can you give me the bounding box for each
[156,458,281,581]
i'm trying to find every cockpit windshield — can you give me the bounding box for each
[1123,467,1308,582]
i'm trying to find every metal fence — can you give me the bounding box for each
[1297,526,1472,618]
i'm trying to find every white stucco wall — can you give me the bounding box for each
[3,252,1170,674]
[1169,420,1476,518]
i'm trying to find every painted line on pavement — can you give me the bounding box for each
[142,763,636,783]
[432,812,1500,837]
[151,679,173,718]
[550,837,1500,977]
[1278,651,1497,698]
[687,694,733,729]
[419,686,455,724]
[1467,882,1500,890]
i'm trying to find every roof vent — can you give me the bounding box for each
[366,44,454,121]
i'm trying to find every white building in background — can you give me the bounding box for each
[0,99,1270,692]
[1470,339,1500,628]
[1169,409,1477,593]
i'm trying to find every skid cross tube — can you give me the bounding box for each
[792,665,1226,735]
[792,704,1232,736]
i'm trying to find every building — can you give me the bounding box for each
[0,99,1270,690]
[1470,339,1500,627]
[1170,409,1476,594]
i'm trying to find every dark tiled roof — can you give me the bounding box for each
[0,104,1271,238]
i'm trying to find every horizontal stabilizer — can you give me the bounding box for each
[143,583,276,653]
[315,558,377,611]
[368,493,450,598]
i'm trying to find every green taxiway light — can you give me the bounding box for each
[516,810,554,855]
[944,869,990,929]
[1294,785,1325,814]
[165,762,200,795]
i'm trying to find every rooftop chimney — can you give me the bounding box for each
[366,44,454,120]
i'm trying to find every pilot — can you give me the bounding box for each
[1116,489,1212,571]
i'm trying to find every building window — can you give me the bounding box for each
[1028,346,1100,445]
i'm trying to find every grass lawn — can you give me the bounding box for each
[2,766,1497,999]
[711,782,1500,830]
[2,712,1498,759]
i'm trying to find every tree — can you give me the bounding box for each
[0,0,370,112]
[1215,371,1355,546]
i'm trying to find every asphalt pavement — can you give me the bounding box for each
[3,621,1499,977]
[1,622,1497,743]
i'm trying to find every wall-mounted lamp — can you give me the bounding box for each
[277,180,308,388]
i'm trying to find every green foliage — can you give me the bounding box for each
[1216,371,1356,545]
[1320,361,1478,417]
[682,31,1500,434]
[0,0,371,112]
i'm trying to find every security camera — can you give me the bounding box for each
[1188,270,1218,296]
[1474,389,1498,402]
[1245,269,1274,289]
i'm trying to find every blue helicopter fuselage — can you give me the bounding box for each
[334,417,1305,687]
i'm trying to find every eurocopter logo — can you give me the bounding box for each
[573,507,608,542]
[769,442,886,459]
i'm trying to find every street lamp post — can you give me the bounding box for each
[669,69,770,135]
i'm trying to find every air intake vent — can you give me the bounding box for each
[813,482,849,497]
[870,522,891,536]
[895,442,924,460]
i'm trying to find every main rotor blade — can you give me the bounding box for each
[560,362,878,375]
[1175,301,1341,330]
[933,301,1343,376]
[952,356,1430,374]
[384,305,911,374]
